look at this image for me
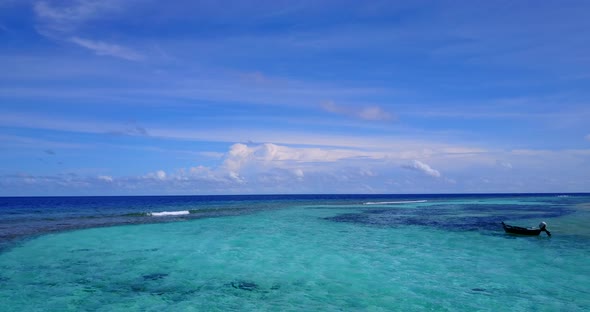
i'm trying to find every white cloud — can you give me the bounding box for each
[145,170,166,181]
[402,160,441,178]
[359,169,376,177]
[70,37,144,61]
[98,175,113,182]
[321,101,394,121]
[221,142,380,178]
[4,140,590,195]
[129,142,387,190]
[228,171,245,183]
[586,134,590,141]
[496,160,513,169]
[223,143,251,179]
[293,168,304,177]
[293,168,304,180]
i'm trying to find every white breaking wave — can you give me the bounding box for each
[148,210,190,217]
[364,200,428,205]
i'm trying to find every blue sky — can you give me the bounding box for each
[1,0,589,195]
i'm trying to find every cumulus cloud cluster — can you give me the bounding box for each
[4,141,488,195]
[89,143,324,191]
[5,140,590,195]
[221,143,344,183]
[95,143,453,194]
[222,142,372,178]
[6,142,383,194]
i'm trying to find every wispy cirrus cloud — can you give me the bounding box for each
[107,121,149,136]
[321,101,394,121]
[0,112,154,140]
[0,134,89,150]
[0,111,488,156]
[70,37,144,61]
[34,0,120,33]
[33,1,143,61]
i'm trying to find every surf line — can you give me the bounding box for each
[363,200,428,205]
[148,210,191,217]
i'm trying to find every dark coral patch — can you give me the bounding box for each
[325,204,573,233]
[143,273,168,281]
[230,280,258,291]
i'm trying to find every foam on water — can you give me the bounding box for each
[0,194,589,311]
[148,210,190,217]
[364,200,428,205]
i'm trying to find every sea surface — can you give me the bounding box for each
[0,194,589,311]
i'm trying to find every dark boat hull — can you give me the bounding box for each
[502,222,542,235]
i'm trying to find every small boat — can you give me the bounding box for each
[502,221,551,236]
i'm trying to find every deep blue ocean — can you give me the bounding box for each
[1,193,589,311]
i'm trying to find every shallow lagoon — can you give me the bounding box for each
[1,194,589,311]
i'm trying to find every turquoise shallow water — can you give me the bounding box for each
[0,195,589,311]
